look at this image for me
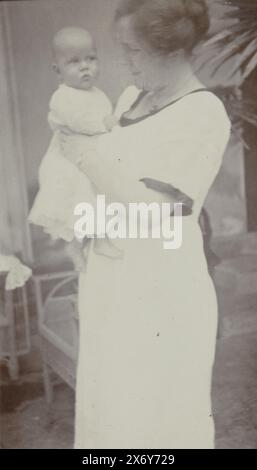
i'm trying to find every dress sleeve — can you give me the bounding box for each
[62,92,231,208]
[139,99,231,204]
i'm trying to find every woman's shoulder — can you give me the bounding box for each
[181,90,230,126]
[166,90,231,140]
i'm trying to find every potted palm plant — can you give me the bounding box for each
[209,0,257,83]
[206,0,257,130]
[198,1,257,266]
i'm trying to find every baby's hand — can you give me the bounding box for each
[103,114,119,132]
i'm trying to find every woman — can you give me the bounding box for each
[63,0,231,448]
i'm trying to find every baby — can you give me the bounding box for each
[29,27,121,271]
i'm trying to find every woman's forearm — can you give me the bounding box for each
[63,135,177,206]
[79,154,175,205]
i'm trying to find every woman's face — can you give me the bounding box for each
[116,15,174,91]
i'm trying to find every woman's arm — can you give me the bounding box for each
[140,178,193,215]
[60,133,186,208]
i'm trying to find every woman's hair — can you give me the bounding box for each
[115,0,209,54]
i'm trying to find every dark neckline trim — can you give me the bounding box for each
[119,88,209,127]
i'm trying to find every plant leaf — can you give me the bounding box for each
[243,51,257,79]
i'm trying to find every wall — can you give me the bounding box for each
[5,0,247,238]
[6,0,127,201]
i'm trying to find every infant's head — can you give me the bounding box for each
[52,27,99,90]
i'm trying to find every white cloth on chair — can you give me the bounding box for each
[0,255,32,291]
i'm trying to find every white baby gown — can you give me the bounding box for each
[74,86,231,449]
[29,84,113,241]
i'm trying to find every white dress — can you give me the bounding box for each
[74,86,231,448]
[28,84,113,241]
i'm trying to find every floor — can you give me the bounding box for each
[0,374,74,449]
[1,330,257,449]
[1,235,257,449]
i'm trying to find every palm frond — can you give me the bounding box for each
[207,0,257,81]
[215,86,257,123]
[212,86,257,145]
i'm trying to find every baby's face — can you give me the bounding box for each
[55,34,99,90]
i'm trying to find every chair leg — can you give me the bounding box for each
[8,354,19,381]
[43,360,53,404]
[6,291,19,381]
[40,341,53,404]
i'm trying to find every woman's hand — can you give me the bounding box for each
[58,125,74,136]
[103,114,119,132]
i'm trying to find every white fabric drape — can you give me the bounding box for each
[0,4,32,261]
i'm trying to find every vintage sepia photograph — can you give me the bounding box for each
[1,0,257,453]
